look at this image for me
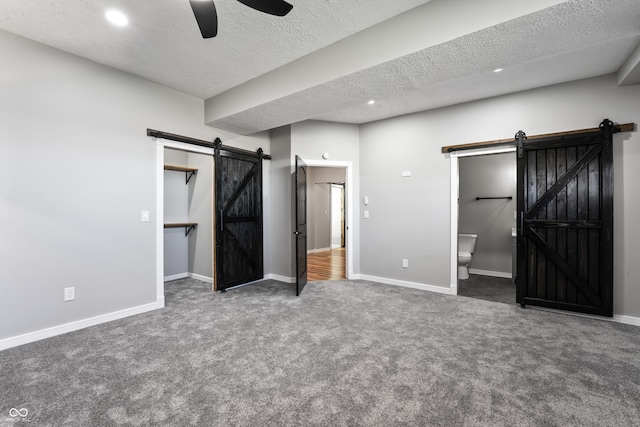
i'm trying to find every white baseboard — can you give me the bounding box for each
[0,299,164,351]
[188,273,213,283]
[164,273,212,283]
[450,282,458,295]
[265,273,296,283]
[530,306,640,327]
[307,247,330,254]
[164,272,188,282]
[355,274,452,295]
[613,314,640,326]
[469,269,512,279]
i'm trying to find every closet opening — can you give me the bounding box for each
[163,147,215,296]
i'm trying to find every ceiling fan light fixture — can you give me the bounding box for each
[105,10,128,27]
[493,68,504,73]
[368,100,375,105]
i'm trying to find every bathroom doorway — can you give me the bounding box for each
[449,147,517,304]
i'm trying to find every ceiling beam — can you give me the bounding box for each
[204,0,567,134]
[617,43,640,86]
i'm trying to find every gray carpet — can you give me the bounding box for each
[1,278,639,426]
[458,274,516,305]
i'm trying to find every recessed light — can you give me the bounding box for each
[493,68,504,73]
[106,10,128,27]
[368,100,375,105]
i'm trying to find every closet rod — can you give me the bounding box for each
[476,196,513,200]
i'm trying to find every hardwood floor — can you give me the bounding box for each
[308,247,345,281]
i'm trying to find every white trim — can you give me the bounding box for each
[155,137,216,307]
[356,274,452,295]
[162,140,214,156]
[448,146,517,295]
[468,269,512,279]
[0,301,164,351]
[156,142,166,305]
[450,156,459,295]
[301,159,354,279]
[613,314,640,327]
[164,272,212,283]
[164,272,189,282]
[265,273,296,283]
[530,306,640,327]
[307,247,331,254]
[189,273,213,284]
[449,146,516,158]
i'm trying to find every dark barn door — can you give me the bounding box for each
[516,121,616,316]
[294,155,308,296]
[215,146,264,291]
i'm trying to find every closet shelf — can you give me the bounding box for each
[164,223,198,236]
[164,165,198,184]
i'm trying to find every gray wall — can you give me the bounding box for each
[307,167,346,251]
[0,30,230,341]
[269,126,293,278]
[359,74,640,317]
[360,116,451,287]
[459,153,516,275]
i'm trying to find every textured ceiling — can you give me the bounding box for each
[1,0,639,135]
[0,0,430,99]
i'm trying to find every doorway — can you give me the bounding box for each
[293,159,354,294]
[456,152,517,304]
[448,146,516,296]
[155,137,268,303]
[306,167,346,281]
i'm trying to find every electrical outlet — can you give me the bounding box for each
[363,210,370,219]
[402,259,409,268]
[64,287,75,302]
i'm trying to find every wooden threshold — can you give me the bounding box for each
[441,122,635,153]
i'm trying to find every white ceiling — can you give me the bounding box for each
[1,0,639,135]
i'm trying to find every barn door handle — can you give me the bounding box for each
[219,210,224,230]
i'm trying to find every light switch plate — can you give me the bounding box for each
[402,170,411,177]
[141,211,150,222]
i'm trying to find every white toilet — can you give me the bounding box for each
[458,234,478,280]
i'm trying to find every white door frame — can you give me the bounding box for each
[302,159,354,279]
[155,139,214,306]
[448,146,516,295]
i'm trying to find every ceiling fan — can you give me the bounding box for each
[189,0,293,39]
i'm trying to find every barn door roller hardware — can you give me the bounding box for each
[515,130,527,158]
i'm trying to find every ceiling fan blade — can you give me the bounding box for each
[189,0,218,38]
[236,0,293,17]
